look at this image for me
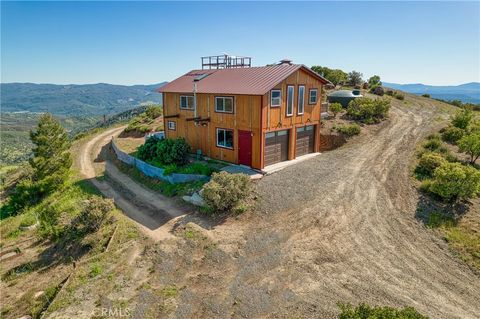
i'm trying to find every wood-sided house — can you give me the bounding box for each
[158,60,329,170]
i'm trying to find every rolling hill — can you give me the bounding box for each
[0,82,167,116]
[383,82,480,104]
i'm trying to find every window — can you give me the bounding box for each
[286,85,294,116]
[270,89,281,107]
[167,121,176,130]
[215,97,234,113]
[298,86,305,114]
[180,95,194,110]
[309,89,318,104]
[216,128,234,149]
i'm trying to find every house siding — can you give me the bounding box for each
[163,68,323,170]
[164,92,263,169]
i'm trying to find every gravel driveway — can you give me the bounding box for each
[252,97,480,318]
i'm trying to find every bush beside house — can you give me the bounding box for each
[202,172,251,214]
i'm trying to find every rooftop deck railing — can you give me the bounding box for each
[201,54,252,69]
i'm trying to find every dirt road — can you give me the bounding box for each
[77,126,188,240]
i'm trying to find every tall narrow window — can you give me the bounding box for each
[309,89,318,104]
[270,89,281,107]
[286,85,294,116]
[298,86,305,115]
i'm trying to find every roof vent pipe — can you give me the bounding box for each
[279,59,292,65]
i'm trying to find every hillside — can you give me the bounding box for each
[0,82,166,116]
[1,91,480,318]
[383,81,480,104]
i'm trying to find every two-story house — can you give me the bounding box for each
[158,56,329,170]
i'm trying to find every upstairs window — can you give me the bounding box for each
[216,128,234,149]
[270,89,281,107]
[215,97,234,113]
[286,85,294,116]
[298,86,305,114]
[309,89,318,104]
[180,95,194,110]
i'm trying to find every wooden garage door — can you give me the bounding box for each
[296,125,315,157]
[264,130,289,166]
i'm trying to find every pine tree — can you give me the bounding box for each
[29,113,72,193]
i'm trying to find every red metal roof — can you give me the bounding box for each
[158,64,329,95]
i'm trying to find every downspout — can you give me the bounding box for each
[193,80,198,124]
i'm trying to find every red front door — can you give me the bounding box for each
[238,130,252,166]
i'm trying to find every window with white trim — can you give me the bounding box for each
[215,97,234,113]
[286,85,294,116]
[180,95,194,110]
[216,128,234,149]
[167,121,176,130]
[298,86,305,114]
[270,89,281,107]
[309,89,318,104]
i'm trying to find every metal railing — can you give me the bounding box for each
[201,54,252,69]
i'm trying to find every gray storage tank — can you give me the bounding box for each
[327,90,363,107]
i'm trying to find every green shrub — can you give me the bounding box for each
[329,102,343,118]
[422,138,442,151]
[145,105,162,119]
[415,152,447,179]
[386,90,394,96]
[428,162,480,201]
[441,126,464,144]
[371,86,384,96]
[75,197,114,232]
[394,92,405,100]
[452,107,473,130]
[38,204,63,239]
[156,138,191,166]
[202,172,251,214]
[338,303,428,319]
[137,136,161,162]
[458,132,480,164]
[336,123,361,136]
[19,213,37,228]
[422,93,431,98]
[347,97,390,124]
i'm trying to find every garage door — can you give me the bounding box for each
[264,130,289,166]
[296,125,315,157]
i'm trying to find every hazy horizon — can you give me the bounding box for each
[1,1,479,86]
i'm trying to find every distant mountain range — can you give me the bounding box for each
[383,82,480,104]
[0,82,167,116]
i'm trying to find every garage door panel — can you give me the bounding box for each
[296,125,315,157]
[264,130,289,166]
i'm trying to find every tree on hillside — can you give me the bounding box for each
[348,71,363,87]
[368,75,382,89]
[29,113,72,192]
[458,132,480,164]
[311,66,348,86]
[452,106,473,130]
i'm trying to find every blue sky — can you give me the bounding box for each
[1,1,479,85]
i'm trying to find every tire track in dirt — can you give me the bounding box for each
[254,98,480,318]
[77,127,188,240]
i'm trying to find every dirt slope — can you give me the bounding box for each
[74,96,480,318]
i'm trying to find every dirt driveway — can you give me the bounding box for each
[251,97,480,318]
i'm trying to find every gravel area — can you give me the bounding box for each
[252,96,480,318]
